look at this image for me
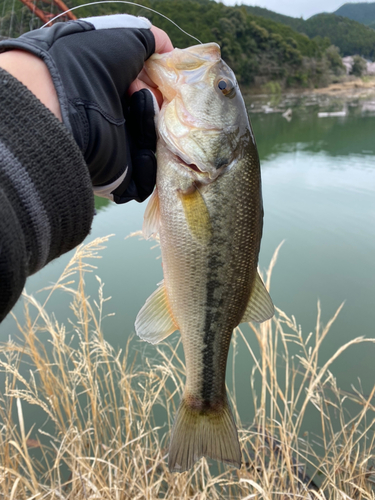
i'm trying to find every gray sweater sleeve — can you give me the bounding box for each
[0,68,94,323]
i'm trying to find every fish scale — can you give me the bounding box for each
[136,43,274,472]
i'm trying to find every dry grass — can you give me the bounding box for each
[0,236,374,499]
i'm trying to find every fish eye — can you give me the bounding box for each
[216,78,236,98]
[218,80,227,90]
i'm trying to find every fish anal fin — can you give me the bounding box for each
[178,184,212,244]
[241,271,274,324]
[135,280,178,344]
[143,188,161,240]
[168,396,241,472]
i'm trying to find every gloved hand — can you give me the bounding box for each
[0,15,172,203]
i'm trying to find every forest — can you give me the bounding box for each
[244,5,375,60]
[0,0,373,89]
[335,1,375,29]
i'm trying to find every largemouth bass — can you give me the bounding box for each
[135,43,274,472]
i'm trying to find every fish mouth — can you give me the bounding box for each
[161,138,217,181]
[173,152,226,183]
[174,153,204,174]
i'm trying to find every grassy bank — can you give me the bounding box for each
[0,236,374,498]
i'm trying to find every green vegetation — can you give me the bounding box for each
[0,0,374,90]
[242,5,375,60]
[244,5,305,32]
[351,54,368,77]
[334,2,375,29]
[0,237,374,498]
[301,13,375,60]
[324,44,346,76]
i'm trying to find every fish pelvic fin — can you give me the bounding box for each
[135,280,178,344]
[168,396,241,473]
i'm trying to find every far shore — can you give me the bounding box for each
[313,76,375,96]
[243,76,375,99]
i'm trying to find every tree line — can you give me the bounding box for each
[244,5,375,60]
[0,0,372,89]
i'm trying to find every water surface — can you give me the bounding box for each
[1,91,374,444]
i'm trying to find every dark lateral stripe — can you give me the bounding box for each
[201,241,225,403]
[202,312,216,402]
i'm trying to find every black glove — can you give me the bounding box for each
[0,15,158,203]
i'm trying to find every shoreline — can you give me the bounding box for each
[243,76,375,99]
[312,76,375,96]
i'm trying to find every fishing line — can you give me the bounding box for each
[40,1,202,44]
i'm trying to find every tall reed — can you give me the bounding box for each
[0,236,374,499]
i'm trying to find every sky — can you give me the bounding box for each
[221,0,369,19]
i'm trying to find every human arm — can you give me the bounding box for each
[0,16,173,323]
[0,67,94,322]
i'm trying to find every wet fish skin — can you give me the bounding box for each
[135,43,274,473]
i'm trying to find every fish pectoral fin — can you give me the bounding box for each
[135,280,178,344]
[142,188,161,239]
[178,184,212,244]
[240,271,275,323]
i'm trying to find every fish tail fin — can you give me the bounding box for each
[168,396,241,472]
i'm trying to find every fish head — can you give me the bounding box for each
[145,43,255,182]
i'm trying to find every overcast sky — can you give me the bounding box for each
[221,0,367,19]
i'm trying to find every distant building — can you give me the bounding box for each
[367,61,375,75]
[342,56,375,75]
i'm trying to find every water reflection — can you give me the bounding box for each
[247,93,375,159]
[94,195,110,212]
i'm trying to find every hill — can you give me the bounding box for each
[240,5,375,60]
[243,5,305,31]
[0,0,351,88]
[334,2,375,29]
[303,13,375,59]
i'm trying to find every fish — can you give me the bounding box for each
[135,42,274,473]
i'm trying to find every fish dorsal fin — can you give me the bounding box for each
[135,280,178,344]
[178,184,212,244]
[143,188,161,240]
[240,272,274,323]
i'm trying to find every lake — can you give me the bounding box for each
[1,89,374,448]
